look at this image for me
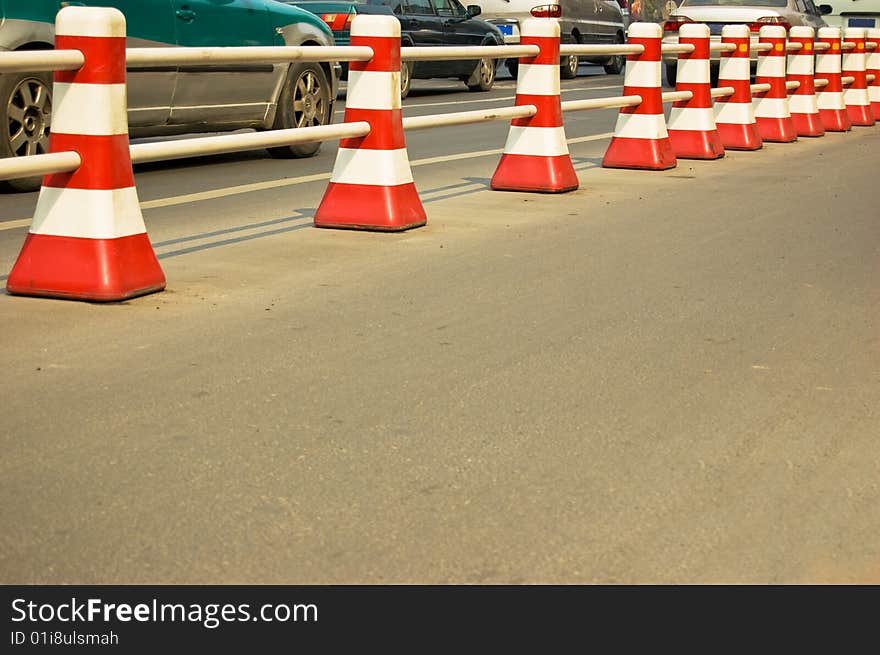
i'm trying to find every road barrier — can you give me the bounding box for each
[0,9,876,301]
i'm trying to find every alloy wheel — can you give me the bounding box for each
[7,77,51,156]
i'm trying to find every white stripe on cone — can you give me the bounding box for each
[668,107,718,131]
[714,101,756,124]
[754,96,792,117]
[51,83,128,135]
[345,70,402,110]
[502,126,570,157]
[789,93,819,113]
[622,60,661,87]
[329,148,415,185]
[516,64,561,95]
[719,57,750,79]
[56,6,126,37]
[612,113,669,139]
[30,187,146,239]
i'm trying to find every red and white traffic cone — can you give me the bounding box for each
[602,22,675,170]
[787,26,824,137]
[6,6,164,302]
[842,27,875,126]
[816,27,851,132]
[491,18,577,193]
[753,25,797,142]
[667,23,724,159]
[714,24,762,150]
[868,28,880,119]
[314,15,426,231]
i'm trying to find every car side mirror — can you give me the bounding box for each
[466,4,482,17]
[817,4,833,14]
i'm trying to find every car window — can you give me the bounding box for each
[805,0,819,14]
[430,0,456,16]
[390,1,405,13]
[794,0,807,11]
[450,0,468,16]
[406,0,436,14]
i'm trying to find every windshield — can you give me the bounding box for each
[681,0,788,6]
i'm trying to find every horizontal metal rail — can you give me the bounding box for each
[560,44,645,56]
[787,43,803,51]
[0,151,81,181]
[710,43,737,53]
[869,43,878,50]
[750,83,772,93]
[561,95,643,112]
[129,121,370,165]
[786,80,801,91]
[126,45,373,67]
[814,77,829,88]
[0,49,84,73]
[710,86,735,98]
[662,43,696,55]
[842,75,855,85]
[754,43,773,53]
[403,105,536,131]
[661,90,693,103]
[815,43,831,51]
[842,42,856,50]
[869,74,876,83]
[401,45,537,61]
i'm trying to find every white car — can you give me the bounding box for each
[661,0,828,85]
[816,0,880,31]
[475,0,628,78]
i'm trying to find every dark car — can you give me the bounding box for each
[288,0,505,98]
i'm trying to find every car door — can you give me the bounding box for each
[431,0,473,76]
[170,0,277,125]
[399,0,447,76]
[588,0,622,42]
[77,0,177,128]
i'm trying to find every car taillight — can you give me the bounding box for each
[662,16,694,32]
[748,16,791,32]
[320,12,355,31]
[617,0,628,8]
[530,4,562,18]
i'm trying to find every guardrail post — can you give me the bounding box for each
[667,23,724,159]
[714,25,762,150]
[787,27,824,137]
[6,6,165,302]
[816,27,851,132]
[869,28,880,120]
[490,18,577,193]
[753,25,796,143]
[841,28,875,126]
[602,23,675,170]
[314,15,425,231]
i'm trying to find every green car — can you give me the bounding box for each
[0,0,342,191]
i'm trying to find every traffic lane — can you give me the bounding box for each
[1,129,878,583]
[0,75,624,274]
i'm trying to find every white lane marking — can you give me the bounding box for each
[0,131,615,223]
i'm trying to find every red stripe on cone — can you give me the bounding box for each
[54,35,126,84]
[42,133,134,190]
[7,233,165,302]
[315,182,426,231]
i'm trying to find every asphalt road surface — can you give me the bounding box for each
[1,67,879,583]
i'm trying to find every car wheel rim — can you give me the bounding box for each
[7,77,51,157]
[292,70,326,128]
[401,63,410,94]
[480,58,494,86]
[567,55,578,76]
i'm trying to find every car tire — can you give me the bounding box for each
[664,62,677,87]
[466,56,496,92]
[603,35,625,75]
[0,71,53,193]
[506,58,518,79]
[400,60,413,100]
[268,62,332,159]
[561,53,579,80]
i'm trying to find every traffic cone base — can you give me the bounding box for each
[490,154,578,193]
[846,104,875,125]
[755,117,798,142]
[818,108,852,131]
[667,129,725,159]
[314,182,427,232]
[790,112,825,137]
[715,122,763,150]
[602,137,676,170]
[7,233,165,302]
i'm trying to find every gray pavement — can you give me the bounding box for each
[1,72,879,583]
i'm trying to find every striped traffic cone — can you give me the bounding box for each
[816,27,851,132]
[842,27,875,126]
[868,29,880,119]
[491,18,578,193]
[667,23,724,159]
[753,25,797,142]
[314,15,426,231]
[714,25,762,150]
[602,22,675,170]
[787,26,824,137]
[6,6,164,302]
